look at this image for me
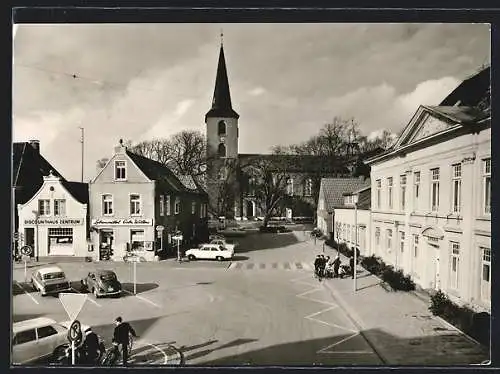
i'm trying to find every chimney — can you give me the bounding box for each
[114,138,127,154]
[29,139,40,153]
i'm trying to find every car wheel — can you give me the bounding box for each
[216,256,223,261]
[188,255,196,261]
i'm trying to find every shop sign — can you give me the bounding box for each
[91,218,153,226]
[24,218,83,225]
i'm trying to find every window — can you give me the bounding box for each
[38,199,50,216]
[286,178,294,196]
[481,247,491,302]
[130,229,145,251]
[304,179,313,196]
[37,325,58,339]
[166,195,171,216]
[218,120,226,136]
[115,160,126,180]
[414,172,420,209]
[483,158,491,214]
[130,194,141,215]
[413,234,419,257]
[14,329,36,345]
[200,203,207,218]
[159,195,164,216]
[218,143,226,157]
[174,198,181,215]
[48,228,73,245]
[54,199,66,216]
[375,227,380,247]
[386,229,392,252]
[191,201,196,215]
[102,194,113,216]
[400,231,405,252]
[431,168,440,211]
[387,177,393,209]
[451,164,462,213]
[450,242,460,290]
[400,175,407,210]
[376,179,381,209]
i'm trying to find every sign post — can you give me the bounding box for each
[133,260,137,295]
[59,293,87,365]
[172,234,183,262]
[156,225,164,252]
[67,319,82,365]
[20,246,33,282]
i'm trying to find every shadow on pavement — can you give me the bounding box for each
[120,283,159,295]
[236,232,300,253]
[12,281,35,296]
[182,338,258,362]
[197,329,489,366]
[230,255,249,261]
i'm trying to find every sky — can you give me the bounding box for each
[13,23,490,182]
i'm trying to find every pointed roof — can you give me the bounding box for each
[319,177,370,212]
[205,43,239,120]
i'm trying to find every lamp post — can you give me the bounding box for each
[353,195,358,293]
[32,210,39,262]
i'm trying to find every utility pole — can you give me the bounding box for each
[78,127,84,182]
[353,198,358,292]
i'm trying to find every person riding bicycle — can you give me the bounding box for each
[112,316,138,365]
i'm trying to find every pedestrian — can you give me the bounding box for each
[112,316,138,365]
[319,255,327,278]
[82,327,101,365]
[349,255,355,279]
[314,255,321,279]
[333,255,341,278]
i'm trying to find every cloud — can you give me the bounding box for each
[248,87,266,96]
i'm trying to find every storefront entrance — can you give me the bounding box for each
[99,230,114,260]
[24,228,35,258]
[47,228,74,256]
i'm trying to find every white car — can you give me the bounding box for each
[209,238,238,252]
[186,244,234,261]
[30,266,71,296]
[12,317,74,365]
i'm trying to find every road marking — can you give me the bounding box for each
[14,281,39,305]
[70,287,101,307]
[123,290,161,308]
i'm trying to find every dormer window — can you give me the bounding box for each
[218,143,226,157]
[218,120,226,136]
[115,160,127,181]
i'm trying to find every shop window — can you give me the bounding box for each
[115,160,127,181]
[54,199,66,216]
[130,194,141,215]
[130,229,145,251]
[38,199,50,216]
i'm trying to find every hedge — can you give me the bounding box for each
[429,290,490,347]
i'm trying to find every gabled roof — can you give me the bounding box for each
[177,174,208,196]
[440,65,490,107]
[61,181,89,204]
[425,105,489,124]
[319,177,370,212]
[239,153,350,175]
[205,44,239,120]
[126,151,186,192]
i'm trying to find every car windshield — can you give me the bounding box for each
[43,272,65,280]
[100,273,116,281]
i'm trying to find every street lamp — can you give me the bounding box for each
[32,210,39,262]
[353,195,358,293]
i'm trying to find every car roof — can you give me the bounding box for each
[38,266,64,275]
[13,317,58,333]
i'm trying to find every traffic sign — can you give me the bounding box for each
[68,320,82,342]
[59,293,87,322]
[172,235,183,241]
[156,225,164,232]
[20,245,33,256]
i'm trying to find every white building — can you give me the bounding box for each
[366,67,491,312]
[334,185,371,257]
[17,172,90,259]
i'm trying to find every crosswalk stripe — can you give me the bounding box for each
[226,262,313,271]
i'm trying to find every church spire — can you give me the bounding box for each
[205,36,239,121]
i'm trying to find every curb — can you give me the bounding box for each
[322,281,390,365]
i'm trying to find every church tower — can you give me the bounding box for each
[205,36,240,219]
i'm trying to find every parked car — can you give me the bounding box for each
[80,270,122,298]
[30,266,71,296]
[12,317,87,365]
[208,238,238,252]
[185,244,234,261]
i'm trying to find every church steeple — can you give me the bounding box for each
[205,37,240,121]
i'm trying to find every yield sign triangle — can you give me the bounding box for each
[59,293,87,321]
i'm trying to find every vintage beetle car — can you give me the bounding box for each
[80,270,122,298]
[30,266,71,296]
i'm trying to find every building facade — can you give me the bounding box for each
[17,172,90,259]
[89,141,209,262]
[366,67,491,312]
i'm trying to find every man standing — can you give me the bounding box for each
[333,255,341,278]
[349,255,355,279]
[82,327,101,365]
[112,316,138,365]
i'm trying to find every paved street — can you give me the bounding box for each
[12,229,488,366]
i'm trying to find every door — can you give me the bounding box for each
[429,243,441,290]
[246,201,254,217]
[24,228,35,258]
[100,230,114,260]
[12,328,37,364]
[36,325,59,359]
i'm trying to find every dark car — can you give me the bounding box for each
[81,270,122,298]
